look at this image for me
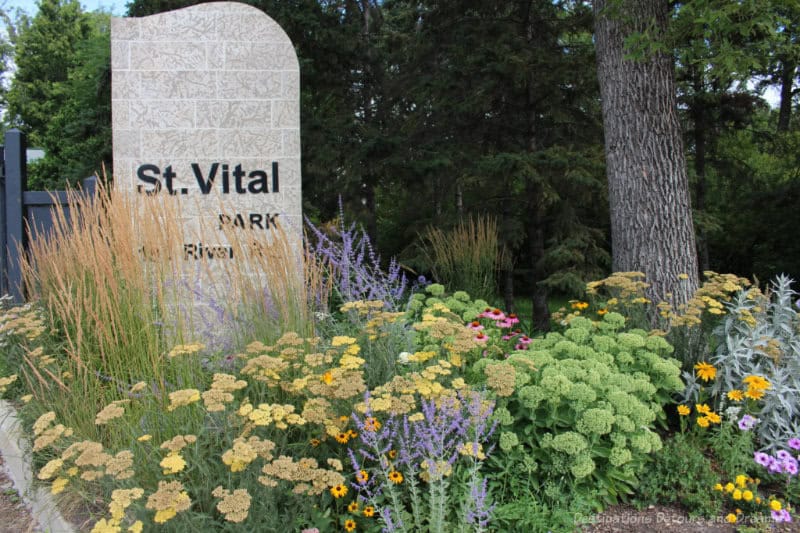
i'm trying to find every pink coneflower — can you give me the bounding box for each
[495,318,514,329]
[506,313,520,324]
[474,332,489,343]
[501,332,519,341]
[518,336,532,345]
[467,321,484,331]
[480,308,506,320]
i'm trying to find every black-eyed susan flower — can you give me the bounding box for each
[310,438,321,447]
[344,519,356,532]
[330,484,348,499]
[348,429,358,439]
[355,470,369,484]
[335,433,349,444]
[363,506,375,517]
[387,450,397,460]
[347,501,359,513]
[388,470,403,484]
[677,405,690,416]
[364,417,381,432]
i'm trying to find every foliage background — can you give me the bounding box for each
[0,0,798,314]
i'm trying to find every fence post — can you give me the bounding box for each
[4,129,27,303]
[82,175,98,199]
[0,143,6,298]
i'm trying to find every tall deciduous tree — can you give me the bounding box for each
[593,0,699,307]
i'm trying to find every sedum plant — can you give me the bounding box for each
[474,314,684,511]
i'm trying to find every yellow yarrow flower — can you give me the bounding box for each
[331,336,357,346]
[167,389,201,411]
[160,452,186,475]
[50,477,69,495]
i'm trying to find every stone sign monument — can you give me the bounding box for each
[111,1,301,248]
[111,2,302,339]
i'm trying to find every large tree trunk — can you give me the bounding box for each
[690,70,711,273]
[593,0,699,309]
[778,61,796,132]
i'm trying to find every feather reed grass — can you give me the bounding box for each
[19,180,322,446]
[419,215,504,301]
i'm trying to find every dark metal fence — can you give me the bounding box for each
[0,129,96,303]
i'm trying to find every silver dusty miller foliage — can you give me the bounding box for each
[706,275,800,452]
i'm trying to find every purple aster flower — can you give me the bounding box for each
[755,452,772,466]
[788,438,800,450]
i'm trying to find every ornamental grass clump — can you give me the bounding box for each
[418,215,505,302]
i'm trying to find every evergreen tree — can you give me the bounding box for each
[5,0,91,145]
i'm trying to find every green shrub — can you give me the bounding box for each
[634,433,723,517]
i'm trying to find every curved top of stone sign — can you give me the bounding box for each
[111,2,298,71]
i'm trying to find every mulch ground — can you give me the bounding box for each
[0,453,40,533]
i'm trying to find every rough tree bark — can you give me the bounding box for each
[593,0,699,309]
